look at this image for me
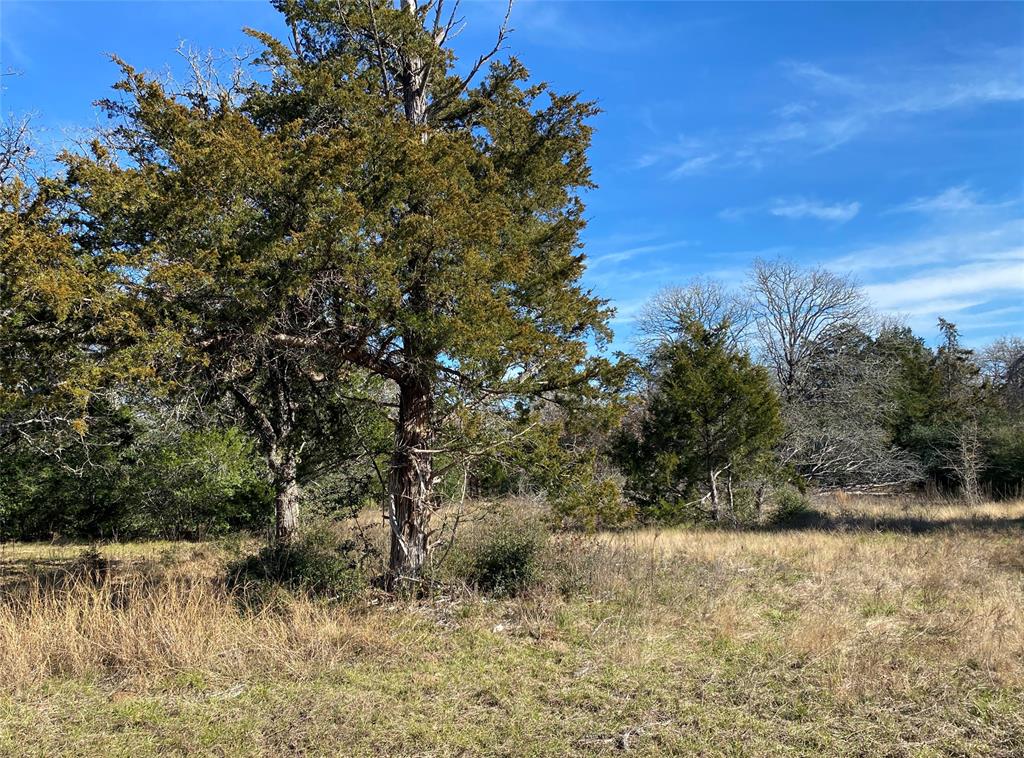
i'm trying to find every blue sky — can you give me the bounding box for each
[2,1,1022,348]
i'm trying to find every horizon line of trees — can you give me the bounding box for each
[607,263,1023,525]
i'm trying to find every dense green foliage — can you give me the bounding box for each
[454,511,548,597]
[0,407,272,541]
[614,270,1023,522]
[614,318,783,523]
[874,320,1024,498]
[41,0,621,587]
[0,160,135,457]
[467,396,635,530]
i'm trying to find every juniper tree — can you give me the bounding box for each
[68,0,614,587]
[614,318,782,522]
[1,116,134,454]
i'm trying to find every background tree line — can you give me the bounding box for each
[609,262,1024,524]
[2,1,1022,578]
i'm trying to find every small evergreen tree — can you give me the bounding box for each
[614,318,782,523]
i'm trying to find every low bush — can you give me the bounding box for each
[771,487,814,526]
[71,546,112,585]
[457,514,548,597]
[225,528,363,601]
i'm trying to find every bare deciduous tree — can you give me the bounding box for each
[782,407,924,493]
[977,336,1024,385]
[778,323,924,492]
[747,258,870,400]
[0,113,34,185]
[636,277,750,353]
[942,418,984,506]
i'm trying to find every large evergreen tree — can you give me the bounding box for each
[66,0,614,588]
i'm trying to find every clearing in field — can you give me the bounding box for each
[1,496,1021,757]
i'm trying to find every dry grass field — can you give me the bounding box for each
[1,497,1022,756]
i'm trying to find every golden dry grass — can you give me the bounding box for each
[0,497,1021,756]
[597,499,1024,688]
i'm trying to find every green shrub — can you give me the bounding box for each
[463,517,548,597]
[226,529,362,601]
[0,419,272,542]
[771,487,814,526]
[552,473,636,531]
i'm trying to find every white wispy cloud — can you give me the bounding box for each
[513,3,709,53]
[829,212,1024,340]
[635,135,718,178]
[888,185,1019,215]
[588,240,692,268]
[770,198,861,222]
[721,197,861,223]
[863,261,1024,311]
[831,218,1024,273]
[669,153,719,178]
[780,51,1024,149]
[892,185,983,214]
[782,61,865,97]
[638,47,1024,175]
[947,304,1024,335]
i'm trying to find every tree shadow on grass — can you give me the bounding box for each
[767,508,1024,535]
[0,548,119,594]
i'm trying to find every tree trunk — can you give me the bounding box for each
[270,451,300,544]
[956,419,983,507]
[384,0,441,590]
[231,380,301,546]
[726,472,735,524]
[400,0,428,129]
[709,468,720,521]
[386,376,433,592]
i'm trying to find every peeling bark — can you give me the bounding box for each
[386,376,433,591]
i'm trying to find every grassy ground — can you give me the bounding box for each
[1,497,1022,756]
